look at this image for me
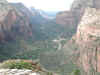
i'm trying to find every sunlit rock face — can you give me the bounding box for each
[71,0,93,10]
[71,0,100,10]
[63,0,100,74]
[76,7,100,73]
[63,7,100,75]
[56,0,100,39]
[76,8,100,43]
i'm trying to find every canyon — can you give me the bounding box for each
[1,0,100,75]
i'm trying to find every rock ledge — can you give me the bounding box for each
[0,69,40,75]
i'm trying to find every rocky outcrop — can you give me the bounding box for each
[0,0,14,41]
[64,7,100,75]
[56,11,78,38]
[56,11,76,27]
[0,1,33,42]
[56,0,100,39]
[63,0,100,74]
[0,0,48,42]
[76,7,100,74]
[71,0,100,10]
[0,0,59,42]
[0,69,40,75]
[56,0,84,38]
[0,69,58,75]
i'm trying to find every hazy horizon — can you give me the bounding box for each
[7,0,74,11]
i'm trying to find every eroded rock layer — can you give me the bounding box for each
[0,0,33,42]
[76,7,100,73]
[64,7,100,75]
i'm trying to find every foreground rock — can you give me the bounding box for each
[0,69,40,75]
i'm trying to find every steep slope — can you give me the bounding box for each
[0,1,48,61]
[56,0,100,39]
[63,7,100,75]
[56,1,83,38]
[10,3,46,40]
[0,1,50,42]
[75,7,100,74]
[62,0,100,75]
[0,0,15,41]
[0,1,34,42]
[56,11,77,37]
[0,0,69,62]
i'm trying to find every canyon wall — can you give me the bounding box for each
[63,0,100,75]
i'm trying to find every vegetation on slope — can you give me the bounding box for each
[0,59,54,75]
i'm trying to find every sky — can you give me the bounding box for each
[7,0,74,11]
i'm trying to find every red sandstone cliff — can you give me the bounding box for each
[63,0,100,74]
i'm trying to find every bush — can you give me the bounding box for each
[0,60,38,70]
[0,60,55,75]
[71,69,81,75]
[47,72,53,75]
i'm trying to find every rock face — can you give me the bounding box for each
[0,0,62,42]
[56,0,84,38]
[0,0,14,41]
[0,1,33,42]
[56,11,77,29]
[56,11,78,38]
[63,0,100,74]
[76,7,100,74]
[71,0,100,9]
[64,7,100,75]
[0,69,40,75]
[0,0,48,42]
[56,0,100,38]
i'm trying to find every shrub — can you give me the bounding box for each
[0,60,38,70]
[71,69,81,75]
[0,60,55,75]
[47,72,53,75]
